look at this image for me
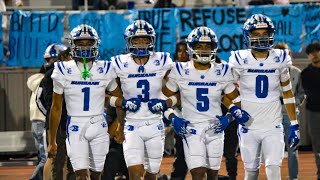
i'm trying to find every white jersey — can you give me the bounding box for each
[51,60,117,117]
[166,61,235,123]
[111,52,173,121]
[229,49,292,129]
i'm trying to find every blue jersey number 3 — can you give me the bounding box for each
[196,88,209,112]
[137,80,150,102]
[255,75,268,98]
[81,87,90,111]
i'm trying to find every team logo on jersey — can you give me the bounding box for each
[69,125,79,132]
[97,67,104,74]
[274,56,280,63]
[127,125,134,131]
[185,69,190,75]
[67,68,72,74]
[101,121,107,128]
[215,69,221,75]
[124,62,128,68]
[157,123,164,130]
[154,60,160,66]
[243,58,248,64]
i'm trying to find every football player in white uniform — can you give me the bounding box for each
[107,20,173,180]
[228,14,300,180]
[47,24,124,180]
[148,26,251,179]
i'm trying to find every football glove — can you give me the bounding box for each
[170,114,190,138]
[121,98,141,112]
[229,105,251,125]
[288,121,300,149]
[148,99,168,113]
[214,115,231,133]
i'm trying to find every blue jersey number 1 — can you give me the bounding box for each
[81,87,90,111]
[137,80,150,102]
[196,88,209,112]
[255,75,268,98]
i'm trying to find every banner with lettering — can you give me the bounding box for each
[303,4,320,46]
[7,10,64,67]
[176,7,247,61]
[248,5,304,52]
[138,8,177,56]
[68,11,138,60]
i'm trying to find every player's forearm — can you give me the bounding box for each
[282,89,297,122]
[115,107,125,125]
[284,103,297,122]
[49,106,62,144]
[166,93,180,108]
[107,95,123,108]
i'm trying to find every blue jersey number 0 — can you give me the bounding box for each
[137,80,150,102]
[81,87,90,111]
[255,75,268,98]
[196,88,209,112]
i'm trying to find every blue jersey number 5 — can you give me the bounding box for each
[81,87,90,111]
[255,75,268,98]
[196,88,209,112]
[137,80,150,102]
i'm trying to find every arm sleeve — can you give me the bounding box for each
[52,79,64,94]
[166,66,179,92]
[280,49,292,71]
[51,62,66,94]
[228,52,240,81]
[223,82,236,94]
[106,79,118,92]
[107,62,118,79]
[280,68,291,82]
[163,53,174,71]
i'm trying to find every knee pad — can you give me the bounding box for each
[265,165,281,180]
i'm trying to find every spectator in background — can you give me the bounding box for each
[275,42,305,180]
[15,0,23,6]
[27,65,46,180]
[273,0,289,4]
[301,42,320,180]
[72,0,100,10]
[153,0,185,8]
[248,0,274,5]
[174,41,188,62]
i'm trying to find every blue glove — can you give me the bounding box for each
[148,99,168,113]
[229,105,251,125]
[214,115,230,133]
[121,98,141,112]
[288,122,300,149]
[170,114,190,137]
